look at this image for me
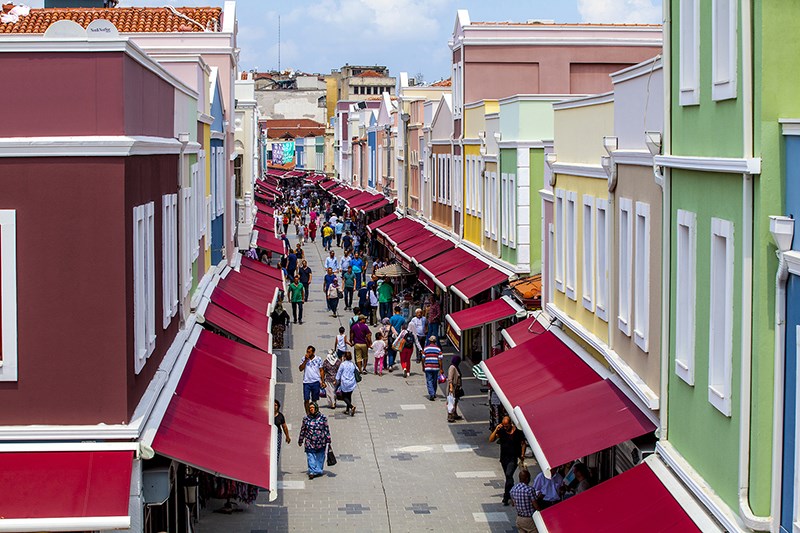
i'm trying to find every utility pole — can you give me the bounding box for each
[277,15,281,72]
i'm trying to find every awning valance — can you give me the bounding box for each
[445,296,523,336]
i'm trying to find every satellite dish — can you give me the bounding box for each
[43,20,86,39]
[86,19,120,39]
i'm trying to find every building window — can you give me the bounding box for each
[554,189,565,293]
[181,187,193,297]
[582,195,594,311]
[190,163,200,262]
[484,170,491,237]
[565,191,577,300]
[634,202,651,352]
[491,172,498,239]
[679,0,700,105]
[595,199,609,321]
[197,150,207,246]
[0,210,18,382]
[215,147,225,216]
[708,217,734,416]
[618,198,633,336]
[162,194,178,329]
[675,209,697,385]
[234,154,243,199]
[476,160,483,218]
[508,173,517,249]
[446,155,452,206]
[712,0,737,101]
[133,202,155,373]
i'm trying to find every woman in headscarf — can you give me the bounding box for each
[270,302,290,349]
[447,355,463,423]
[321,350,341,410]
[379,318,395,372]
[326,277,341,318]
[297,402,331,480]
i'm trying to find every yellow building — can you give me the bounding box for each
[462,100,498,248]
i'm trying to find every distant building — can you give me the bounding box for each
[254,71,327,123]
[325,64,396,121]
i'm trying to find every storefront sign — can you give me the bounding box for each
[418,271,436,293]
[446,323,461,351]
[397,254,412,271]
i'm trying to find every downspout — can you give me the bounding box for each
[660,0,672,440]
[177,132,189,327]
[738,0,771,528]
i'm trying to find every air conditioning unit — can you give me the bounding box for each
[614,440,655,474]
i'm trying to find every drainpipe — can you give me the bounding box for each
[177,131,190,327]
[660,0,672,441]
[738,0,771,528]
[769,216,794,532]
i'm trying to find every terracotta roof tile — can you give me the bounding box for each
[0,6,222,34]
[431,78,452,87]
[356,70,383,78]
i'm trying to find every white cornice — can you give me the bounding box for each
[459,37,662,47]
[198,113,215,125]
[498,140,547,149]
[551,162,607,179]
[553,91,614,110]
[654,154,761,175]
[0,135,183,157]
[785,251,800,276]
[539,188,555,202]
[779,119,800,136]
[497,94,576,105]
[211,131,225,140]
[610,55,662,85]
[612,149,653,167]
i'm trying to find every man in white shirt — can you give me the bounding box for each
[299,345,324,414]
[408,308,428,363]
[324,250,340,272]
[329,214,338,227]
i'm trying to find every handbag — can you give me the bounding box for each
[319,386,327,397]
[455,386,465,399]
[327,445,337,466]
[354,366,362,383]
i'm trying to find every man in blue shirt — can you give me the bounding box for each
[342,231,353,252]
[335,220,345,247]
[324,250,340,272]
[510,470,537,533]
[286,250,297,279]
[323,267,337,293]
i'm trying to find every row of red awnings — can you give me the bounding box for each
[483,328,708,532]
[367,213,512,303]
[0,258,283,529]
[320,180,391,214]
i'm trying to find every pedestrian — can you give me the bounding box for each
[489,416,527,506]
[297,402,331,479]
[509,470,537,533]
[372,331,386,376]
[350,314,372,374]
[326,278,341,317]
[299,345,323,414]
[532,467,565,509]
[426,298,442,343]
[323,267,337,294]
[274,400,291,462]
[380,318,395,372]
[270,302,290,349]
[287,275,305,324]
[340,250,352,272]
[302,223,309,244]
[294,214,301,235]
[357,282,370,314]
[309,219,317,242]
[398,328,415,378]
[348,307,361,329]
[324,250,340,272]
[342,230,353,252]
[294,243,304,261]
[286,249,297,280]
[408,308,428,363]
[351,251,364,288]
[335,219,344,247]
[342,266,356,310]
[335,352,358,416]
[335,326,351,358]
[298,260,312,302]
[368,282,379,326]
[322,222,334,250]
[321,350,341,410]
[422,336,443,401]
[377,277,394,320]
[282,213,289,234]
[446,355,463,422]
[281,233,291,254]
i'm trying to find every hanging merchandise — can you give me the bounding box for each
[197,471,259,508]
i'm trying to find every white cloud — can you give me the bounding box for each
[577,0,661,24]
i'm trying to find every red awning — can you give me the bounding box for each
[217,272,278,313]
[501,316,540,347]
[367,213,400,232]
[211,287,269,331]
[515,379,656,477]
[360,198,390,213]
[445,296,523,335]
[451,268,510,302]
[395,232,438,260]
[200,301,271,352]
[435,258,488,289]
[419,270,437,293]
[339,188,362,200]
[257,204,276,216]
[0,450,133,529]
[378,217,417,238]
[419,248,474,278]
[394,231,429,250]
[256,232,285,256]
[349,193,383,209]
[405,238,454,263]
[153,329,275,490]
[480,331,602,424]
[320,179,336,189]
[241,257,284,281]
[535,459,709,533]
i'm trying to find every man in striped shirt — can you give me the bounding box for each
[422,336,443,401]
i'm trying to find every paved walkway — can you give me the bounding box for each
[197,232,519,533]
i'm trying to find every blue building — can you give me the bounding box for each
[210,69,226,265]
[368,112,377,190]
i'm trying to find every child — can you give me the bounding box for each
[335,326,351,359]
[301,224,308,245]
[372,331,386,376]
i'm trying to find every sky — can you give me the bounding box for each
[27,0,662,82]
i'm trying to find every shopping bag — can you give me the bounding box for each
[327,445,337,466]
[437,373,447,384]
[319,386,327,398]
[447,393,456,414]
[354,367,362,383]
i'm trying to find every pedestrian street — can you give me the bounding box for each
[197,230,531,532]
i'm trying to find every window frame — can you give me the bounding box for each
[595,199,609,321]
[582,195,595,311]
[0,210,18,382]
[711,0,738,101]
[133,202,156,374]
[508,173,517,249]
[708,217,734,417]
[162,194,178,329]
[554,189,565,293]
[634,202,651,353]
[618,198,634,336]
[679,0,701,106]
[675,209,697,385]
[565,190,577,300]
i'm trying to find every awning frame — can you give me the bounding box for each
[444,296,523,336]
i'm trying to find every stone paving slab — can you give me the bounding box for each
[196,232,520,532]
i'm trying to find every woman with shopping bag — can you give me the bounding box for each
[447,356,464,423]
